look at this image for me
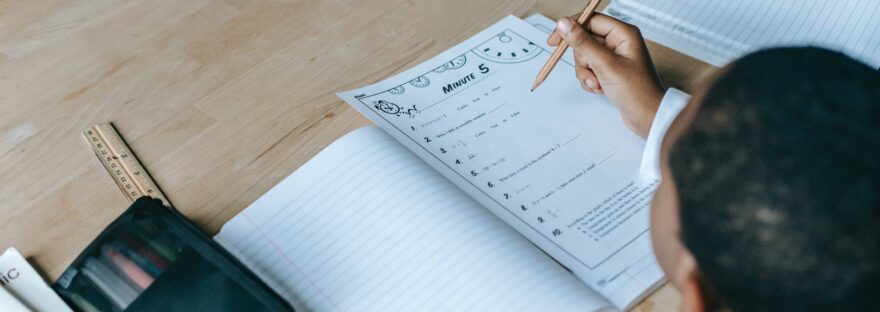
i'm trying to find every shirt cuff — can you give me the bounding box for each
[640,88,690,181]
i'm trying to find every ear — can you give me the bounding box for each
[680,271,705,312]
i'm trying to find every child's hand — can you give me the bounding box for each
[548,14,664,138]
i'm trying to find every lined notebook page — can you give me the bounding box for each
[215,126,612,312]
[606,0,880,68]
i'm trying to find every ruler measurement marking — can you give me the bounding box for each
[88,129,134,200]
[93,127,137,200]
[99,125,147,198]
[83,123,170,206]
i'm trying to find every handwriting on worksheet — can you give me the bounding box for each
[340,16,658,286]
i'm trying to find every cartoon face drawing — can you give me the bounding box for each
[473,30,542,63]
[375,100,401,114]
[373,100,418,117]
[409,76,431,88]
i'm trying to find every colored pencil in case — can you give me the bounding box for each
[105,246,154,290]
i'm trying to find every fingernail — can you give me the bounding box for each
[585,79,595,89]
[581,80,595,93]
[557,18,573,34]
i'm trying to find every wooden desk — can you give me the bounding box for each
[0,0,714,310]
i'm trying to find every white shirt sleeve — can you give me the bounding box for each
[640,88,690,181]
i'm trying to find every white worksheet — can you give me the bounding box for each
[605,0,880,68]
[338,16,663,309]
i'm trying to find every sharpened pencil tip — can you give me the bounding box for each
[530,81,540,92]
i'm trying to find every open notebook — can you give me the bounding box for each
[605,0,880,68]
[216,16,664,311]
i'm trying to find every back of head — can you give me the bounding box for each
[670,47,880,311]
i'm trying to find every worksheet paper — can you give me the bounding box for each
[338,16,663,309]
[605,0,880,68]
[216,127,612,311]
[525,14,557,36]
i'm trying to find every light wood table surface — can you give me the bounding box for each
[0,0,715,310]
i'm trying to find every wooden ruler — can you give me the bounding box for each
[82,122,171,206]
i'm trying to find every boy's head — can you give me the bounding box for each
[651,47,880,311]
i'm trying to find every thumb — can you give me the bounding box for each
[556,17,614,69]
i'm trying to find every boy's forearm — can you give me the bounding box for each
[632,101,660,139]
[619,85,664,139]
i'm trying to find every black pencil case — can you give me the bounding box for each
[52,197,294,312]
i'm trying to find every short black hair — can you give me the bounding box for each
[670,47,880,311]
